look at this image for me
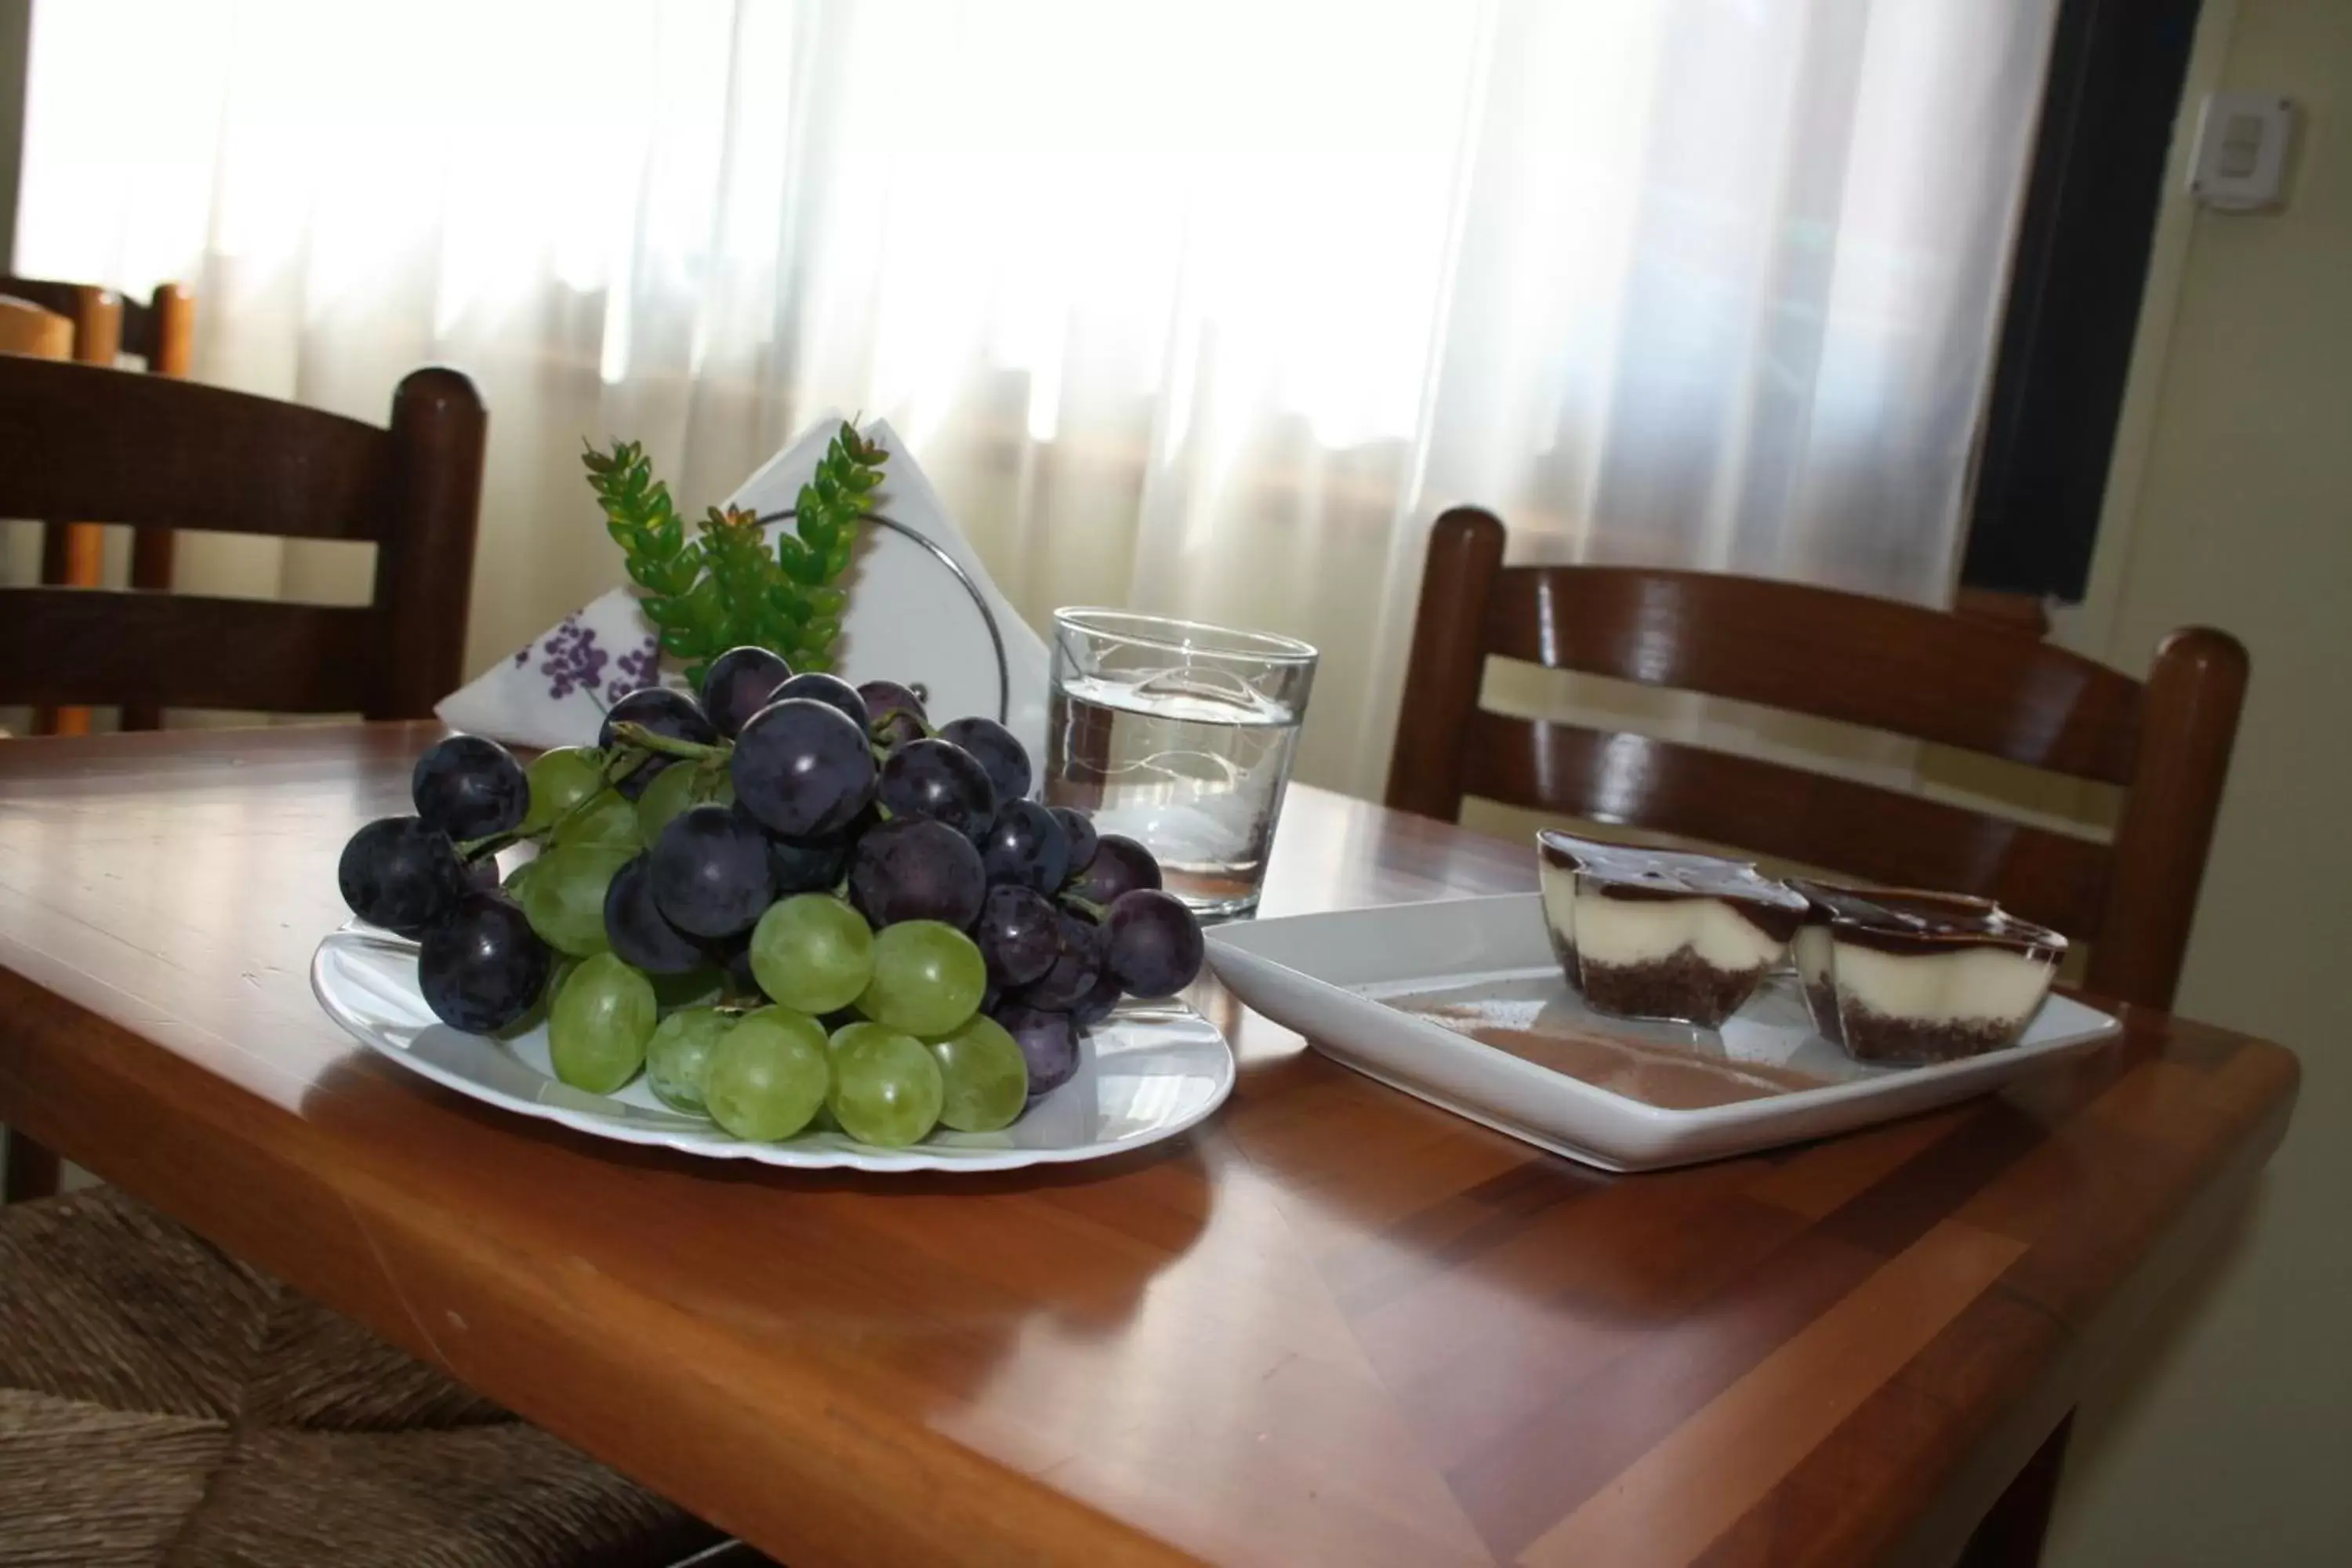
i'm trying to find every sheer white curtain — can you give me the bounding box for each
[16,0,2055,794]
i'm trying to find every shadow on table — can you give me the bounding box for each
[295,1049,1218,1351]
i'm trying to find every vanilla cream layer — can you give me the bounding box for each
[1800,926,2056,1025]
[1541,862,1788,971]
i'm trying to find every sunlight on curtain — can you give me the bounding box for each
[16,0,2056,795]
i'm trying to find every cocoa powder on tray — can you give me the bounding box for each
[1395,999,1825,1111]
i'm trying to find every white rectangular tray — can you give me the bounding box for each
[1203,894,2122,1172]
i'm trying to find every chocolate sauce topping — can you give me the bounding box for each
[1537,829,1807,940]
[1790,880,2066,960]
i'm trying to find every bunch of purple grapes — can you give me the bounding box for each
[334,646,1205,1147]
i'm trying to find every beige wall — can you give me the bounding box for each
[2045,1,2352,1562]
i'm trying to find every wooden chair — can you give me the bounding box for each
[0,277,198,732]
[1385,506,2247,1568]
[1,356,485,1202]
[0,357,739,1568]
[1388,506,2246,1012]
[0,354,483,742]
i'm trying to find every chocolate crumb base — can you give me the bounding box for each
[1801,978,1846,1044]
[1573,950,1769,1029]
[1833,1003,2024,1065]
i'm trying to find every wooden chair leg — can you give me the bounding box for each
[3,1129,64,1203]
[1958,1412,2074,1567]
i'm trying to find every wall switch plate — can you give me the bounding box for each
[2190,92,2293,211]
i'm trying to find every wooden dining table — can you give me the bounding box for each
[0,724,2299,1567]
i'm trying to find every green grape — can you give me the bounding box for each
[502,854,539,898]
[517,844,633,956]
[924,1014,1029,1133]
[635,760,736,844]
[522,746,606,833]
[829,1020,895,1056]
[703,1006,830,1141]
[549,951,655,1094]
[828,1022,944,1148]
[645,1006,734,1116]
[856,920,986,1037]
[750,895,874,1015]
[551,786,641,850]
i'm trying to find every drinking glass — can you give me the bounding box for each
[1044,609,1317,920]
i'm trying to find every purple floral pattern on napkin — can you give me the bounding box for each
[537,614,609,701]
[607,636,660,703]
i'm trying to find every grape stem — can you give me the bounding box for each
[610,721,734,764]
[604,745,659,784]
[1062,894,1108,921]
[456,746,654,861]
[455,830,517,862]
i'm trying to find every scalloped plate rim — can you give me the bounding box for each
[310,926,1233,1174]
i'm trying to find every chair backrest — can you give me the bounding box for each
[1,278,200,731]
[1385,507,2248,1011]
[0,276,196,375]
[0,295,73,360]
[0,356,487,722]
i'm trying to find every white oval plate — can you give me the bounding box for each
[311,927,1233,1173]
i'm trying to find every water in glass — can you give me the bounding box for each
[1044,616,1312,919]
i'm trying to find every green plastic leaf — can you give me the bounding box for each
[585,424,884,673]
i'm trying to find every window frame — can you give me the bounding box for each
[1962,0,2206,601]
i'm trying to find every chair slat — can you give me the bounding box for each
[0,356,389,540]
[0,589,376,711]
[1461,710,2111,936]
[1484,566,2143,783]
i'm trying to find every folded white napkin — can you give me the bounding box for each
[437,417,1051,763]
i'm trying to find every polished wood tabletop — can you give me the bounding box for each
[0,725,2298,1567]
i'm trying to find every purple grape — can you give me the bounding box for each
[936,717,1032,804]
[601,684,717,750]
[857,680,928,748]
[467,855,506,894]
[877,738,996,840]
[1015,911,1104,1011]
[848,817,986,929]
[603,852,709,975]
[975,884,1059,987]
[731,698,877,837]
[1072,968,1123,1027]
[418,895,552,1033]
[699,646,793,738]
[339,816,469,935]
[1053,808,1099,877]
[601,687,717,799]
[412,735,528,840]
[649,804,776,938]
[992,1002,1080,1100]
[1103,888,1204,997]
[771,671,869,731]
[768,829,852,894]
[1066,833,1163,906]
[979,799,1070,893]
